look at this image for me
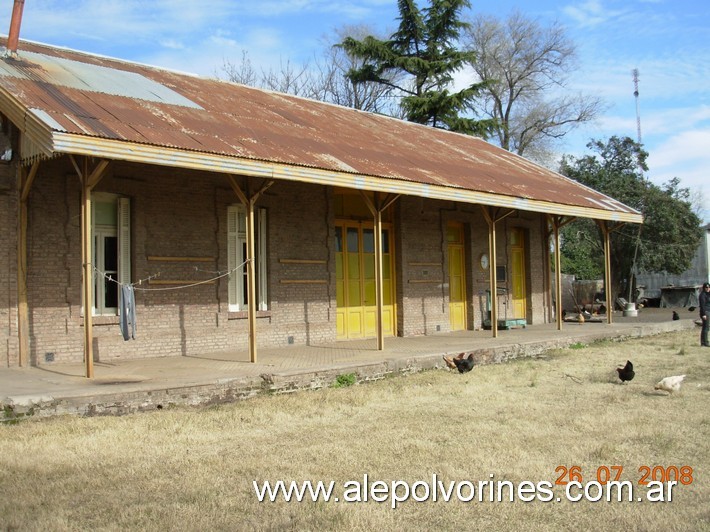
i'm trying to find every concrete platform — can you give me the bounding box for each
[0,309,700,420]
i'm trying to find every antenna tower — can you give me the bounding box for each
[628,68,644,303]
[632,68,642,144]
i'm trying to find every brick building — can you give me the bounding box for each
[0,38,641,375]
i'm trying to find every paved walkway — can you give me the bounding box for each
[0,309,699,420]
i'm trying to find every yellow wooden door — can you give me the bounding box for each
[336,222,395,339]
[510,228,526,320]
[447,222,467,331]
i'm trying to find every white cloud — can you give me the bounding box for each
[4,0,395,77]
[579,105,709,146]
[647,129,709,222]
[649,129,710,171]
[158,39,186,51]
[645,106,710,136]
[562,0,630,29]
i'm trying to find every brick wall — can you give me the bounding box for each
[0,158,333,365]
[0,155,551,367]
[396,196,449,335]
[0,160,16,367]
[396,198,548,334]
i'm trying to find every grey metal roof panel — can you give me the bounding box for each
[0,49,202,109]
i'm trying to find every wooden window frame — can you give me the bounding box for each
[228,205,267,312]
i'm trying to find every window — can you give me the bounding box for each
[496,265,507,284]
[92,193,130,315]
[227,205,267,312]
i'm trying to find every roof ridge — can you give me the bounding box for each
[0,35,204,79]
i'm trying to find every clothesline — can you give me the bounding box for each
[93,258,251,292]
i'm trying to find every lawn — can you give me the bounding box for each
[1,330,708,530]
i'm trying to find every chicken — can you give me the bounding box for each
[654,375,685,394]
[672,310,680,321]
[443,353,475,373]
[688,306,696,312]
[577,313,585,324]
[616,360,635,383]
[453,353,475,373]
[443,353,461,370]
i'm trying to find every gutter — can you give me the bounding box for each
[51,131,644,224]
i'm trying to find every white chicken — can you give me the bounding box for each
[654,375,686,394]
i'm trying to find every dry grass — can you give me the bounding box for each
[1,331,709,531]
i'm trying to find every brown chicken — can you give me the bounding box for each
[443,352,463,369]
[443,353,475,373]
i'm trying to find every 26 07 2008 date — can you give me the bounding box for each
[555,465,694,485]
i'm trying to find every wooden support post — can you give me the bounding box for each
[489,214,498,338]
[481,207,516,338]
[594,219,628,326]
[360,192,399,351]
[245,200,258,362]
[16,161,39,367]
[71,156,109,378]
[481,207,498,338]
[543,218,556,325]
[553,218,563,330]
[547,215,576,330]
[228,176,274,363]
[374,208,384,350]
[549,216,566,330]
[601,221,613,325]
[81,179,94,378]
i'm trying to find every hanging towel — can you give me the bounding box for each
[119,284,136,341]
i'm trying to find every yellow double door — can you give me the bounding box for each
[335,222,525,338]
[447,222,467,331]
[335,222,395,340]
[509,228,527,320]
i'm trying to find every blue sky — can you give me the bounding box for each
[2,0,708,221]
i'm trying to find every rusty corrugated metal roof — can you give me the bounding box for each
[0,38,641,221]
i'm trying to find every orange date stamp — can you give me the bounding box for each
[555,465,694,486]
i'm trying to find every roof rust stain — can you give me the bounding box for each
[0,38,639,215]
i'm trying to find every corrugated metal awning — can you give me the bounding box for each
[0,38,642,224]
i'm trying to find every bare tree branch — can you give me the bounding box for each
[464,10,605,161]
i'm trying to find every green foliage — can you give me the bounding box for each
[559,136,703,297]
[339,0,495,135]
[559,218,604,280]
[333,373,357,388]
[2,405,35,424]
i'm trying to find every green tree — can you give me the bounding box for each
[559,136,703,301]
[559,221,604,281]
[339,0,494,135]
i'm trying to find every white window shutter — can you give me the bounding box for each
[117,197,131,285]
[227,206,240,311]
[258,207,268,311]
[228,204,266,312]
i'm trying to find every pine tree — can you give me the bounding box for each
[339,0,494,136]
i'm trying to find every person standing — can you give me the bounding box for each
[700,282,710,347]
